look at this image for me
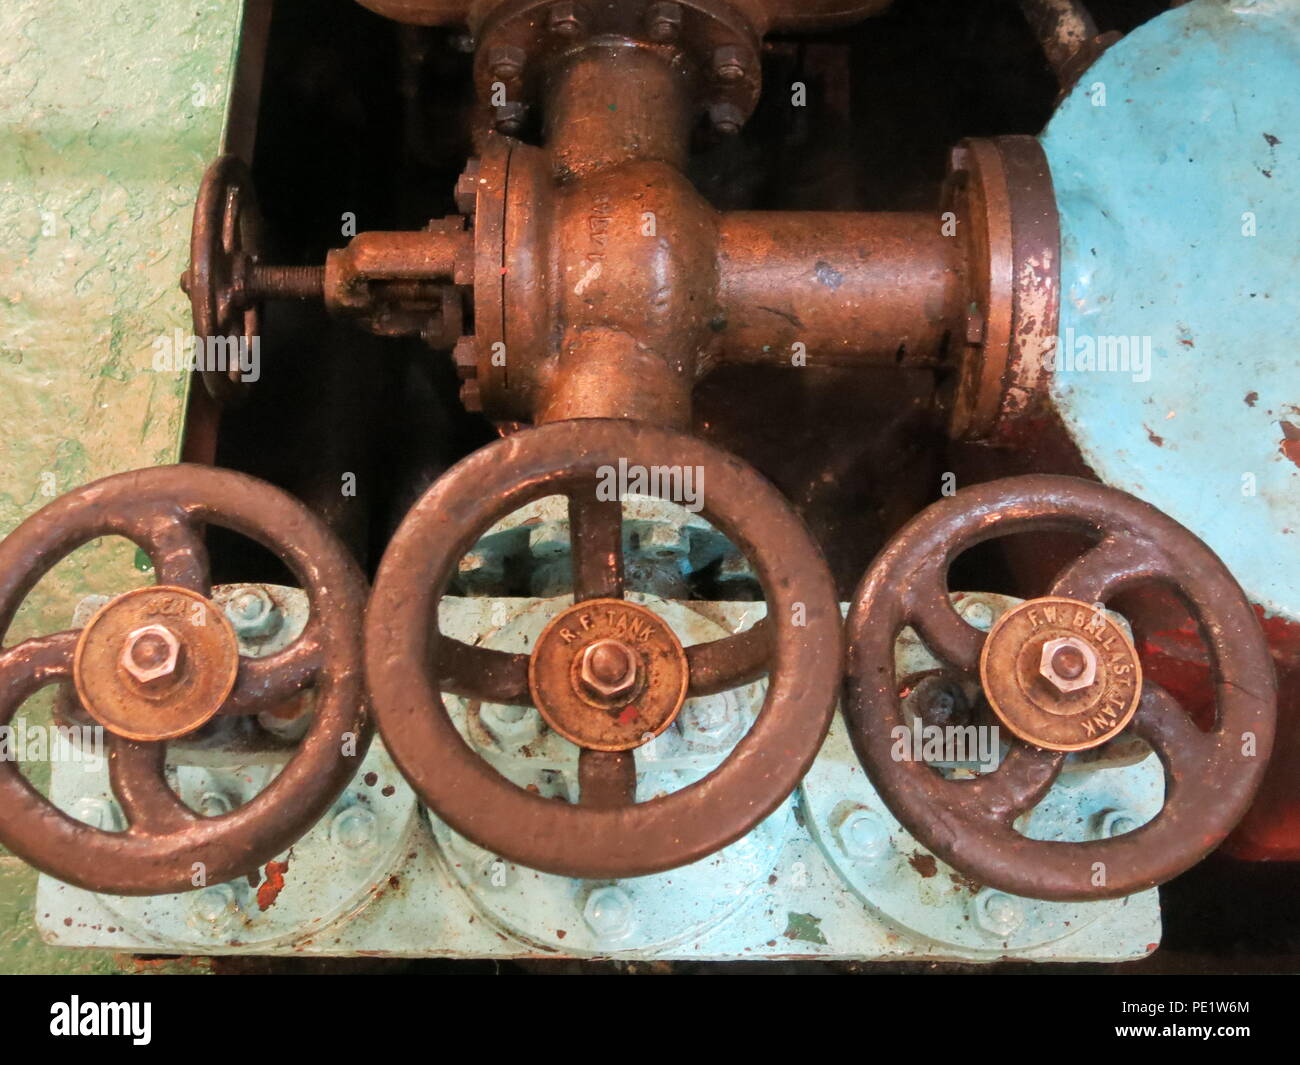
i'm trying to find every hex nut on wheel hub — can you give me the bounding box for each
[528,598,688,752]
[979,595,1142,752]
[73,585,240,742]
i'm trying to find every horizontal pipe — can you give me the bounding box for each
[715,211,964,367]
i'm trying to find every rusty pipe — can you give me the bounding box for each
[715,211,965,367]
[535,44,713,428]
[544,44,694,180]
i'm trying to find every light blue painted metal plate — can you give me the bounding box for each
[1041,0,1300,622]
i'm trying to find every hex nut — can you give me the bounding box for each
[547,1,586,38]
[1038,635,1098,694]
[488,45,526,82]
[120,624,182,685]
[646,2,683,40]
[579,639,639,700]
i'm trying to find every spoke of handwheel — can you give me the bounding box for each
[1050,533,1166,605]
[686,619,771,696]
[221,627,326,714]
[904,560,985,672]
[435,635,532,706]
[578,747,637,807]
[568,482,624,603]
[108,736,198,833]
[1128,681,1214,773]
[0,632,79,729]
[133,504,210,593]
[961,741,1066,826]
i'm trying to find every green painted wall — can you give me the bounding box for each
[0,0,247,973]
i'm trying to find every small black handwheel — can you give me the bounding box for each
[183,155,263,404]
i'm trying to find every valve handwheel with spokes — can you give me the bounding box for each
[0,465,370,895]
[364,418,843,879]
[842,474,1276,901]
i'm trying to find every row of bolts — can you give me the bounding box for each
[92,588,1135,941]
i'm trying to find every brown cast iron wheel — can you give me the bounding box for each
[365,419,842,879]
[184,154,262,405]
[843,474,1275,902]
[0,465,370,895]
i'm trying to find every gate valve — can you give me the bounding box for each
[0,466,370,895]
[364,419,842,878]
[841,474,1276,901]
[183,155,471,403]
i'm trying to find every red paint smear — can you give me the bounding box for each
[1257,608,1300,665]
[1280,420,1300,469]
[256,860,289,910]
[1141,648,1215,731]
[617,706,639,724]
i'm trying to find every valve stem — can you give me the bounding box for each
[245,264,326,301]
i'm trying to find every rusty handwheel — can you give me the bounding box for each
[843,474,1276,901]
[365,419,841,879]
[182,154,263,404]
[0,465,369,895]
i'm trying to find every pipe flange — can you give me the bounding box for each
[472,0,762,133]
[944,136,1060,442]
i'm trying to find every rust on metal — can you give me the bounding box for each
[0,465,370,896]
[843,474,1276,901]
[185,22,1058,446]
[73,586,240,742]
[185,156,472,403]
[184,154,263,404]
[353,0,895,34]
[979,595,1142,752]
[365,419,842,879]
[942,136,1061,441]
[528,598,688,752]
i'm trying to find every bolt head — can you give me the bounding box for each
[679,697,741,748]
[973,889,1024,937]
[646,2,683,40]
[1038,635,1098,694]
[1096,808,1139,839]
[454,159,481,216]
[224,586,280,639]
[71,796,124,832]
[547,1,585,38]
[488,44,526,82]
[120,624,182,685]
[493,101,527,135]
[198,791,233,818]
[480,703,544,749]
[840,811,891,862]
[959,596,996,630]
[579,639,639,700]
[460,377,484,411]
[583,885,634,939]
[451,335,479,380]
[188,884,240,932]
[708,101,744,135]
[712,45,746,83]
[330,804,377,854]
